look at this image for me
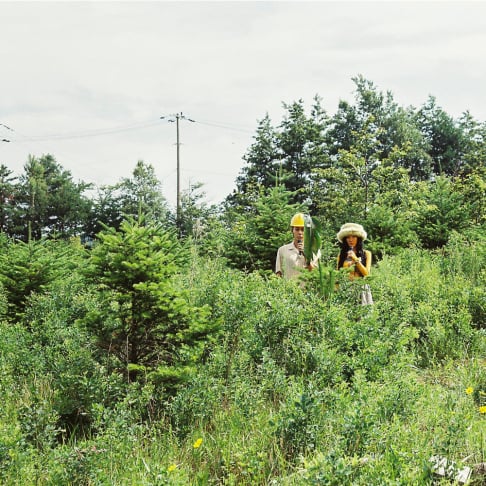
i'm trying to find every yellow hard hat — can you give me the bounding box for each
[290,213,305,227]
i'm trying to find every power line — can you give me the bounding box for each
[1,116,255,143]
[1,123,12,143]
[193,118,254,133]
[2,115,252,208]
[6,120,162,142]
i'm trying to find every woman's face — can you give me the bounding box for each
[346,235,358,248]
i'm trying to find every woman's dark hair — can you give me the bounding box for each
[338,237,366,269]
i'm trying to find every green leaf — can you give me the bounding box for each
[304,215,322,262]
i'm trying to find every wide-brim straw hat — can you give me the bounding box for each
[337,223,367,242]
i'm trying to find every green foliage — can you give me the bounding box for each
[120,160,168,222]
[229,113,279,209]
[453,166,486,225]
[0,283,8,319]
[416,95,467,176]
[85,160,169,238]
[1,75,485,484]
[0,241,485,484]
[272,385,322,460]
[363,204,419,258]
[411,176,467,248]
[82,218,216,387]
[0,164,18,235]
[303,215,322,264]
[441,231,486,329]
[22,274,125,435]
[178,181,216,240]
[224,76,483,260]
[223,184,303,272]
[214,274,328,378]
[374,249,484,367]
[0,238,85,321]
[230,96,329,208]
[11,154,91,241]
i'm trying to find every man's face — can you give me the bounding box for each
[292,226,304,242]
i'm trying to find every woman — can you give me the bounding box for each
[336,223,373,304]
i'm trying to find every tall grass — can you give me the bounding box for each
[0,241,485,484]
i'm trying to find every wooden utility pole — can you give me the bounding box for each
[160,112,194,233]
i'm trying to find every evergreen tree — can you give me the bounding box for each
[276,96,330,201]
[117,160,168,222]
[411,176,467,248]
[178,181,215,240]
[457,113,486,176]
[82,218,216,385]
[229,114,279,209]
[416,96,466,177]
[452,166,486,226]
[0,239,84,321]
[18,156,48,241]
[0,164,17,235]
[327,75,432,180]
[84,184,125,239]
[86,160,169,238]
[228,96,329,209]
[223,184,303,273]
[12,155,91,241]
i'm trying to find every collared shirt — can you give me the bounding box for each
[275,242,320,280]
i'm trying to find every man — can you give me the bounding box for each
[275,213,320,280]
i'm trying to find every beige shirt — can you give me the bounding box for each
[275,242,320,280]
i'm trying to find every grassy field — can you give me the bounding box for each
[0,237,485,485]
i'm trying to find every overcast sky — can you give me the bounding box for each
[1,1,485,208]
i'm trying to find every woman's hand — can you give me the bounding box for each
[347,249,359,263]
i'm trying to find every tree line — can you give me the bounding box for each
[1,76,484,263]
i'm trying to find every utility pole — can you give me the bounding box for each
[160,112,195,233]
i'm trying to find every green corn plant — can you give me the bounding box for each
[303,215,328,298]
[303,215,322,264]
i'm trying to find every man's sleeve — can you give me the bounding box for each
[275,248,282,274]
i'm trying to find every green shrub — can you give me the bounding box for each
[21,274,125,439]
[82,219,217,390]
[0,239,85,322]
[168,372,226,438]
[272,384,322,461]
[371,249,481,367]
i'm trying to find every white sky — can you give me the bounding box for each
[1,1,485,209]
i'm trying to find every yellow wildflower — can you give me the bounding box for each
[193,438,203,449]
[479,406,486,414]
[465,387,474,395]
[167,464,177,473]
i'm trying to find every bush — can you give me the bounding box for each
[0,239,85,322]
